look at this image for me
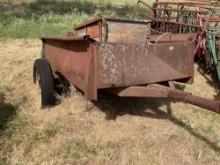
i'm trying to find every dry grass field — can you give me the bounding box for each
[0,39,220,164]
[1,0,220,164]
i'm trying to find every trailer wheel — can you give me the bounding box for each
[33,59,56,108]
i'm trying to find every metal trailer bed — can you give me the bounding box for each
[34,16,220,114]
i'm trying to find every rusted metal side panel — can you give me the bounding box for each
[75,23,101,41]
[106,20,150,42]
[74,17,151,43]
[97,41,194,88]
[42,39,90,92]
[150,33,195,43]
[87,23,101,39]
[84,42,98,100]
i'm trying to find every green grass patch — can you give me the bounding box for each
[53,138,100,160]
[0,0,137,38]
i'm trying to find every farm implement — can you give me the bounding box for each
[131,0,220,82]
[33,1,220,114]
[207,29,220,80]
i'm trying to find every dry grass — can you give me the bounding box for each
[1,39,220,164]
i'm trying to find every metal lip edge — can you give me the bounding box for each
[74,16,152,30]
[104,17,152,24]
[97,40,194,45]
[41,35,96,42]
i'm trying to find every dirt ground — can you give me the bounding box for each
[1,39,220,164]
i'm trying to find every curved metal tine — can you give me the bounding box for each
[155,32,172,44]
[130,0,154,19]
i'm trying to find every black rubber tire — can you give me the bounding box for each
[33,58,56,108]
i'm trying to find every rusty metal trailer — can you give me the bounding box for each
[33,16,220,114]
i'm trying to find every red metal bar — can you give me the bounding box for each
[169,89,220,114]
[133,9,203,28]
[108,84,220,114]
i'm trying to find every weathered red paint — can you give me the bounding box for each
[41,16,220,114]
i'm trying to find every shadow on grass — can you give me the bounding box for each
[0,92,17,135]
[197,62,220,90]
[196,65,220,100]
[94,94,172,120]
[93,92,220,153]
[1,0,134,19]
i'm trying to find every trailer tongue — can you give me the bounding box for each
[107,84,220,114]
[34,16,220,114]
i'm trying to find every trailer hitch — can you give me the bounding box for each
[108,84,220,114]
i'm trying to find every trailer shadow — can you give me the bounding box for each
[93,93,220,153]
[0,92,17,135]
[196,64,220,90]
[196,66,220,101]
[93,95,172,120]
